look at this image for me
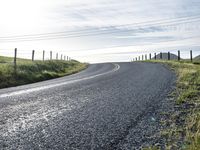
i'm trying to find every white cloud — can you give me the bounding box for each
[0,0,200,62]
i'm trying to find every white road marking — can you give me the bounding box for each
[0,63,120,98]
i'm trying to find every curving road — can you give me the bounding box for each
[0,62,175,149]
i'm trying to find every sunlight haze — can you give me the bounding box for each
[0,0,200,63]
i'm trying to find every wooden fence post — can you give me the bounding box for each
[50,51,52,60]
[178,50,180,61]
[190,50,193,62]
[142,55,144,61]
[154,53,156,60]
[64,56,66,61]
[145,54,147,60]
[160,52,162,59]
[168,52,170,60]
[139,56,140,61]
[56,53,58,60]
[149,53,151,60]
[61,54,63,60]
[32,50,35,61]
[43,50,45,61]
[14,48,17,73]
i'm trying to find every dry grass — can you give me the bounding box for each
[145,60,200,149]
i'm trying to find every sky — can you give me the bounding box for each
[0,0,200,63]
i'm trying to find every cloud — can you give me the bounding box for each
[0,0,200,62]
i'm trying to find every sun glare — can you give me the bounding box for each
[0,0,48,35]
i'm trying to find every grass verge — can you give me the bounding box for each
[0,56,87,89]
[145,60,200,149]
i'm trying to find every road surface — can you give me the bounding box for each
[0,62,175,149]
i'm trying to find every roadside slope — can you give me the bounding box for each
[0,56,87,88]
[145,60,200,149]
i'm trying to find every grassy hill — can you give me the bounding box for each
[194,55,200,60]
[0,56,87,89]
[153,53,179,60]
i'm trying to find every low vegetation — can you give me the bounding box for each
[0,56,87,88]
[146,59,200,149]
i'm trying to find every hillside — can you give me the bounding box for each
[0,56,87,88]
[194,55,200,60]
[153,53,179,60]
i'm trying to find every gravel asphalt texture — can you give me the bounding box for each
[0,62,176,149]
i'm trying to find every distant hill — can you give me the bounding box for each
[153,53,179,60]
[194,55,200,60]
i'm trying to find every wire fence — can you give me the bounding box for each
[1,48,200,65]
[0,48,72,63]
[132,50,200,62]
[0,48,73,74]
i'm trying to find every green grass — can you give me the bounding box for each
[144,59,200,149]
[0,56,87,88]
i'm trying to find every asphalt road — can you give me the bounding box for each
[0,62,176,149]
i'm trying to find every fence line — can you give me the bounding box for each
[0,48,72,62]
[0,48,73,73]
[133,50,199,62]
